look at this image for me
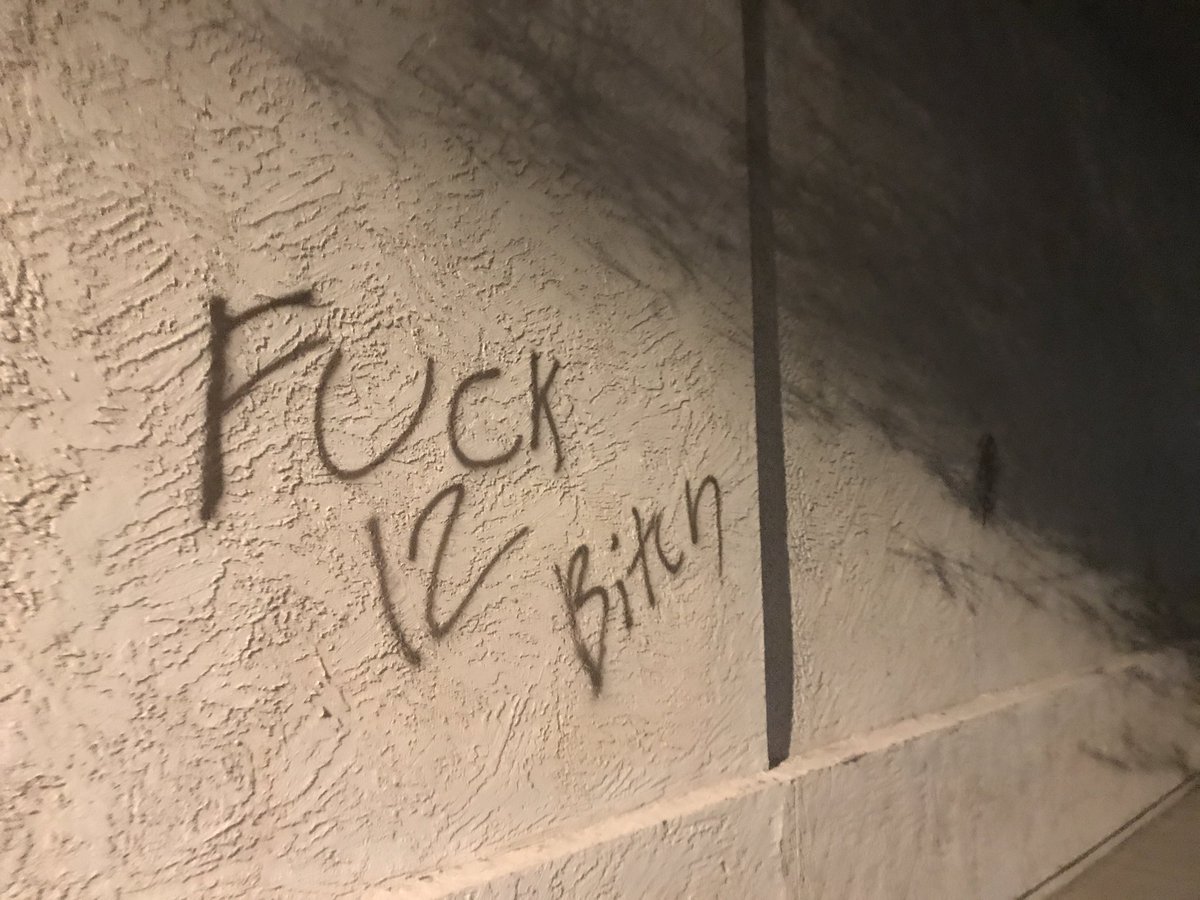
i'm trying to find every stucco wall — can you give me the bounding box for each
[2,0,1197,897]
[768,0,1200,764]
[768,0,1200,892]
[1,1,763,894]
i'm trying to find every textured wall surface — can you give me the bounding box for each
[768,0,1200,893]
[769,0,1200,736]
[3,0,1199,897]
[0,1,763,894]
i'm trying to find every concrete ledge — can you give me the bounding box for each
[369,648,1197,898]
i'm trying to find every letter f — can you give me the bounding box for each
[200,291,326,521]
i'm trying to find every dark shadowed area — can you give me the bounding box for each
[768,0,1200,638]
[258,0,1200,762]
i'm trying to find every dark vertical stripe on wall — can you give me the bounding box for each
[742,0,794,768]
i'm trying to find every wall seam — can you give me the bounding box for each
[742,0,795,770]
[379,648,1187,896]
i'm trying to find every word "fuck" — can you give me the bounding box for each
[199,289,564,520]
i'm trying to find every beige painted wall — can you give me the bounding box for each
[768,0,1200,892]
[1,0,762,893]
[2,0,1197,897]
[769,0,1200,760]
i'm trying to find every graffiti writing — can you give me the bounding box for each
[199,289,724,692]
[200,291,327,520]
[201,291,565,517]
[315,350,436,480]
[408,482,530,639]
[555,477,724,693]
